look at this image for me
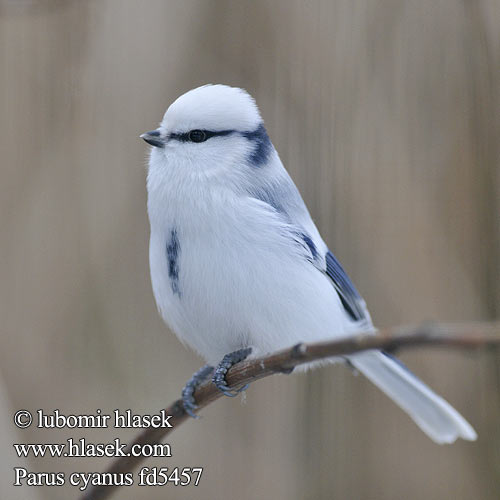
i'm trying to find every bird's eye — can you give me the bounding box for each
[188,130,207,143]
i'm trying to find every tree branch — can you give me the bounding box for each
[81,321,500,500]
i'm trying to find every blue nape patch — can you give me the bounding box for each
[242,124,272,167]
[325,250,365,322]
[166,229,181,296]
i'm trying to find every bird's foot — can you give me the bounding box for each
[212,347,252,397]
[181,364,214,418]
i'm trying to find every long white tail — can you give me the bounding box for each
[349,350,477,444]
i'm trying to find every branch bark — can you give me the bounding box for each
[81,322,500,500]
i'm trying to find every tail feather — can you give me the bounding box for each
[349,350,477,444]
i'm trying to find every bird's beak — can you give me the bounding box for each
[140,129,165,148]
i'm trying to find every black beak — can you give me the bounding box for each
[140,129,165,148]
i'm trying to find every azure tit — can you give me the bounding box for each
[142,84,476,443]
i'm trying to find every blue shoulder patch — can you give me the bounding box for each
[242,124,272,167]
[301,233,318,260]
[166,228,181,297]
[325,250,365,321]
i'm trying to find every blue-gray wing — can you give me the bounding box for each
[325,250,366,322]
[245,159,369,323]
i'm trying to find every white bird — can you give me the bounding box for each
[141,84,476,444]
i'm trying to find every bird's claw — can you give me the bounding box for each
[212,348,252,397]
[181,364,213,418]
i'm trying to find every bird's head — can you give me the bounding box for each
[141,85,275,182]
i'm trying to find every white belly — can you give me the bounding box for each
[149,195,354,365]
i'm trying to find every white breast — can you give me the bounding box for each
[147,152,355,365]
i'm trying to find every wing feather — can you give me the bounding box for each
[325,250,366,321]
[246,163,368,323]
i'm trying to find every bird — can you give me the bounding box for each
[141,84,477,444]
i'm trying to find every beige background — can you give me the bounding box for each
[1,1,499,499]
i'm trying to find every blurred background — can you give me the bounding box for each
[1,1,499,499]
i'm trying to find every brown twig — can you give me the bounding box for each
[81,321,500,500]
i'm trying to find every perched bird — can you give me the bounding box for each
[141,84,476,444]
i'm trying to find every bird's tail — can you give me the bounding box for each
[348,350,477,444]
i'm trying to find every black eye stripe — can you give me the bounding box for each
[169,129,235,142]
